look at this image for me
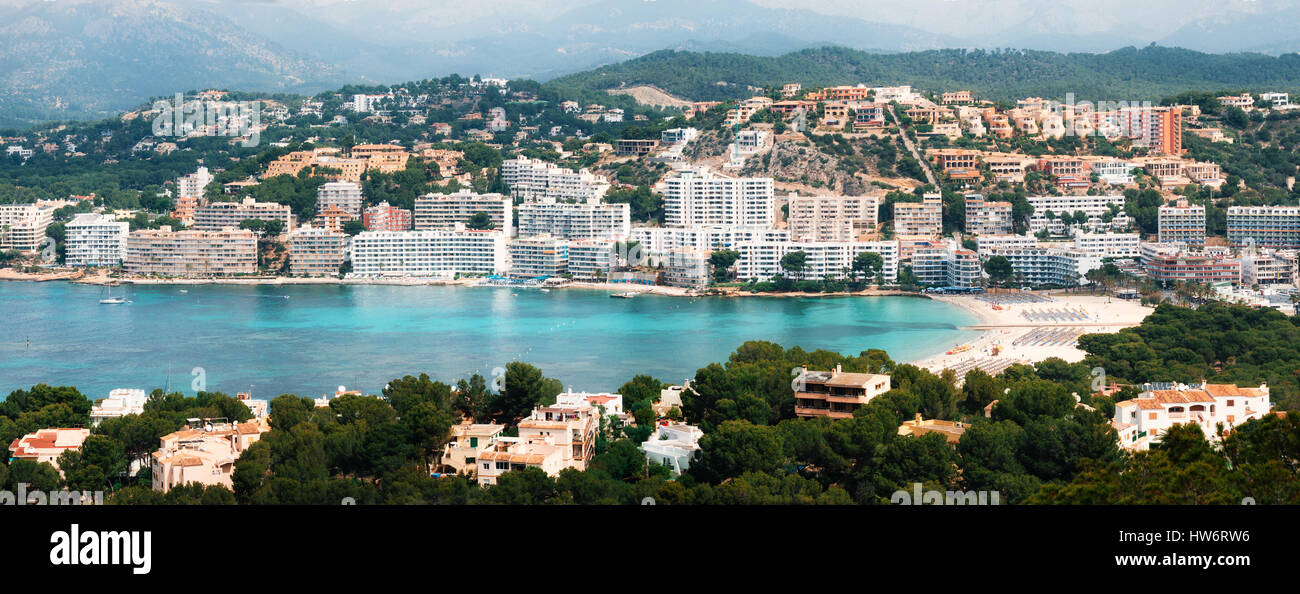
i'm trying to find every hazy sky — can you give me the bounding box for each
[7,0,1295,47]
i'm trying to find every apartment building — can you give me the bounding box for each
[151,419,270,493]
[500,156,610,202]
[1142,245,1241,284]
[733,240,899,282]
[567,239,616,281]
[362,201,412,231]
[316,181,364,219]
[476,404,599,485]
[7,428,91,473]
[615,139,659,157]
[1241,251,1297,286]
[0,203,54,252]
[440,422,506,476]
[193,198,296,233]
[931,150,981,180]
[985,246,1101,287]
[125,227,257,277]
[893,194,943,237]
[1113,382,1270,451]
[1026,195,1128,234]
[1071,232,1140,258]
[985,155,1033,183]
[288,225,349,277]
[508,234,568,278]
[1158,204,1207,245]
[911,241,982,287]
[414,190,513,235]
[1227,205,1300,248]
[786,194,880,242]
[660,248,711,289]
[976,234,1039,257]
[793,365,891,419]
[176,166,212,199]
[941,91,973,104]
[65,213,128,266]
[1124,106,1183,155]
[640,423,704,475]
[964,194,1013,236]
[661,167,774,228]
[517,200,630,241]
[88,388,149,426]
[350,227,507,278]
[631,225,789,253]
[1092,160,1136,185]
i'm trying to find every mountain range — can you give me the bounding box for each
[3,0,1300,129]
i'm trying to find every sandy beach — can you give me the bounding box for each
[912,293,1153,376]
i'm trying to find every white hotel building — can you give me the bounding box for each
[976,234,1039,257]
[984,246,1101,287]
[568,239,616,281]
[631,225,788,253]
[733,240,899,282]
[0,203,54,252]
[661,167,774,228]
[1026,194,1129,234]
[517,200,630,241]
[1113,382,1271,451]
[350,227,507,278]
[500,157,610,202]
[414,190,513,236]
[65,213,129,266]
[1070,232,1140,259]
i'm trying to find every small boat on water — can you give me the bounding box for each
[99,284,129,305]
[539,288,551,293]
[611,292,636,299]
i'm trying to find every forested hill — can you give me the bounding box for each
[546,46,1300,103]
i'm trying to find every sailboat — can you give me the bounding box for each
[99,284,128,304]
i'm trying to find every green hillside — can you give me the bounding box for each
[547,45,1300,103]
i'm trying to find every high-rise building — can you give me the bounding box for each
[0,203,54,252]
[350,227,507,278]
[1227,205,1300,248]
[193,198,296,233]
[786,194,880,242]
[500,157,610,202]
[288,225,349,277]
[517,201,630,241]
[125,227,258,277]
[661,167,774,228]
[508,234,568,278]
[964,194,1013,236]
[65,213,129,266]
[1158,204,1206,245]
[413,190,512,235]
[363,201,412,232]
[893,194,943,237]
[316,182,364,219]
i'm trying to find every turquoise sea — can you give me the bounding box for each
[0,283,979,401]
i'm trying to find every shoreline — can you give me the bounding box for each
[914,293,1154,374]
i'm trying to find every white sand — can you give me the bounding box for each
[913,293,1154,374]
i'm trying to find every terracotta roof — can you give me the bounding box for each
[1134,399,1164,410]
[1203,384,1244,397]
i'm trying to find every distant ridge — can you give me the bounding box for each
[546,45,1300,103]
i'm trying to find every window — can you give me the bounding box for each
[1226,400,1234,407]
[1148,412,1158,420]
